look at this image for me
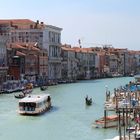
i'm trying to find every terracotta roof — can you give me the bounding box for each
[129,50,140,55]
[29,46,40,51]
[9,43,40,51]
[23,43,41,51]
[72,47,95,53]
[0,19,46,29]
[61,47,74,51]
[0,19,35,24]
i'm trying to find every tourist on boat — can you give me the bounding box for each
[47,96,51,102]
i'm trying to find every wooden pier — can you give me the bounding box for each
[103,80,140,139]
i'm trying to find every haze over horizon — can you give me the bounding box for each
[1,0,140,50]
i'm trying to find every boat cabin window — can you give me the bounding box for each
[38,102,43,107]
[19,102,36,107]
[19,102,25,106]
[19,102,36,111]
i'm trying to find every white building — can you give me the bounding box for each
[43,25,62,81]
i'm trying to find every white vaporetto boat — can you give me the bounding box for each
[18,94,51,115]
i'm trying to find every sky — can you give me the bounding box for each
[1,0,140,50]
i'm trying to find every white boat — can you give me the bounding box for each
[104,135,129,140]
[92,115,122,128]
[131,129,140,139]
[104,101,116,110]
[18,94,51,115]
[134,74,140,84]
[126,126,136,133]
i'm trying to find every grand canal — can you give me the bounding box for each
[0,77,134,140]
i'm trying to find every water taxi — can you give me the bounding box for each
[18,94,51,115]
[92,115,122,128]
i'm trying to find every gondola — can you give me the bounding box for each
[14,94,25,99]
[85,97,92,105]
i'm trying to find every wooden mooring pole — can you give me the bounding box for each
[104,109,107,128]
[118,110,122,140]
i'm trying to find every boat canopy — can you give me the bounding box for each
[19,94,50,103]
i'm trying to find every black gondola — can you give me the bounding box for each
[85,96,92,105]
[14,94,25,99]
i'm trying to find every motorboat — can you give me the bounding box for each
[92,115,122,128]
[131,130,140,139]
[126,126,136,133]
[18,94,51,115]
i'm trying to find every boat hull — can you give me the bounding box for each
[92,115,122,128]
[19,105,52,115]
[15,94,25,99]
[93,120,119,128]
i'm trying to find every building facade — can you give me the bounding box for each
[61,45,78,81]
[43,25,62,81]
[0,19,48,85]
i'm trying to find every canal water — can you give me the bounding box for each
[0,77,134,140]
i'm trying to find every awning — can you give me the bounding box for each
[9,43,40,51]
[30,46,40,51]
[16,51,26,56]
[10,44,27,49]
